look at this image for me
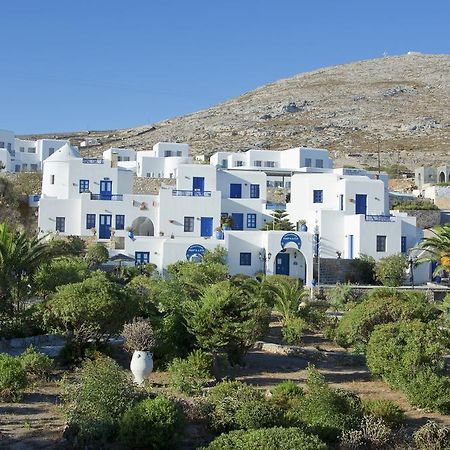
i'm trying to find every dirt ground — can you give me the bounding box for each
[2,322,450,449]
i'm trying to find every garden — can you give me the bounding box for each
[1,223,450,449]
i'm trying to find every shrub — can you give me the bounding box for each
[374,254,408,287]
[282,317,307,345]
[285,366,362,442]
[204,427,327,450]
[413,420,450,450]
[326,283,358,311]
[122,317,155,352]
[349,255,376,284]
[19,345,53,380]
[340,415,393,450]
[335,288,437,348]
[361,398,404,428]
[61,355,135,444]
[234,399,283,430]
[119,396,184,449]
[168,349,212,395]
[0,353,27,402]
[85,242,109,268]
[270,380,304,408]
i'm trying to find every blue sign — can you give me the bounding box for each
[186,244,206,261]
[280,232,302,250]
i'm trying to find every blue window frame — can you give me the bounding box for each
[230,183,242,198]
[313,190,323,203]
[79,179,90,193]
[250,184,260,199]
[240,252,252,266]
[401,236,407,253]
[115,215,125,230]
[247,213,257,228]
[56,217,65,232]
[86,214,96,229]
[135,252,150,265]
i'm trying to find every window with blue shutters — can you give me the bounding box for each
[230,183,242,198]
[247,213,257,228]
[56,217,65,232]
[313,190,323,203]
[86,214,96,229]
[240,252,252,266]
[79,179,90,193]
[401,236,407,253]
[250,184,260,198]
[135,252,150,265]
[115,215,125,230]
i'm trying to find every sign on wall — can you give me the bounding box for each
[186,244,206,261]
[280,232,302,250]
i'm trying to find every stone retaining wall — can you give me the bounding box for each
[392,209,441,229]
[0,334,66,357]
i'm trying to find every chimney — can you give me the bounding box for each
[111,151,118,168]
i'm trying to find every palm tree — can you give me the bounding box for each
[0,223,51,313]
[272,277,308,325]
[416,224,450,276]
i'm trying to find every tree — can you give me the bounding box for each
[263,210,295,231]
[85,242,109,268]
[416,224,450,276]
[374,254,408,287]
[271,277,308,325]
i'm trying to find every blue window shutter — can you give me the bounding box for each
[230,184,242,198]
[86,214,96,229]
[313,190,323,203]
[240,252,252,266]
[115,215,125,230]
[79,179,90,193]
[401,236,407,253]
[250,184,260,198]
[247,213,256,228]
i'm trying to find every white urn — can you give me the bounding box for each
[130,350,153,385]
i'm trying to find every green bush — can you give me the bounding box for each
[270,380,304,408]
[335,288,437,348]
[282,317,307,345]
[392,200,438,210]
[349,255,376,284]
[361,398,404,428]
[85,242,109,268]
[374,254,408,287]
[285,366,362,442]
[0,353,27,402]
[167,349,212,395]
[61,355,135,444]
[234,399,283,430]
[413,420,450,450]
[19,345,53,380]
[327,283,358,311]
[204,427,327,450]
[340,415,393,450]
[119,396,184,449]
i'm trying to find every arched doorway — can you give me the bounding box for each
[439,172,446,183]
[131,217,154,236]
[273,248,306,283]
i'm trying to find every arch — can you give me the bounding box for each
[273,248,306,283]
[439,172,446,183]
[131,217,154,236]
[448,173,450,183]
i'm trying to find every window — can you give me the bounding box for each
[305,158,312,167]
[339,194,344,211]
[28,147,36,153]
[250,184,260,199]
[22,164,28,171]
[313,190,323,203]
[235,161,244,167]
[48,147,55,156]
[20,147,25,152]
[79,179,90,193]
[247,213,256,228]
[221,159,228,168]
[30,164,38,172]
[50,174,55,185]
[254,160,262,167]
[0,142,4,148]
[376,235,387,252]
[240,252,252,266]
[176,151,182,156]
[56,217,65,232]
[7,143,11,151]
[135,252,150,265]
[315,159,324,168]
[230,183,242,198]
[164,150,172,157]
[86,214,96,229]
[123,156,130,161]
[401,236,407,253]
[184,216,194,232]
[264,161,275,167]
[115,215,125,230]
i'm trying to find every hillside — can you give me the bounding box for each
[21,53,450,169]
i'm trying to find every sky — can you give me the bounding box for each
[0,0,448,134]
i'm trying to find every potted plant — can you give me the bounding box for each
[122,317,155,385]
[298,219,308,232]
[221,215,233,230]
[126,226,135,240]
[215,226,224,240]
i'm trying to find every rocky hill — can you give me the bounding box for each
[22,53,450,169]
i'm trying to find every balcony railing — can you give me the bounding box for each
[172,190,212,197]
[82,158,104,164]
[90,194,123,201]
[266,202,286,210]
[365,214,395,222]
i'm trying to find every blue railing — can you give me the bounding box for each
[82,158,104,164]
[172,190,212,197]
[90,194,123,201]
[266,202,286,210]
[365,214,395,222]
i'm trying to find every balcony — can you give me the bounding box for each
[82,158,104,164]
[90,194,123,201]
[365,214,395,222]
[172,190,212,197]
[266,202,286,210]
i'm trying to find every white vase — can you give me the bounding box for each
[130,351,153,385]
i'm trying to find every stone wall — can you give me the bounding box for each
[0,334,66,357]
[392,209,441,229]
[316,258,356,284]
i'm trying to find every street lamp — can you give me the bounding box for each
[259,249,272,276]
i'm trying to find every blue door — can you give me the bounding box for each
[355,194,367,215]
[135,252,150,265]
[99,214,112,239]
[193,177,205,195]
[276,253,290,276]
[100,179,112,200]
[200,217,213,237]
[231,213,244,230]
[230,183,242,198]
[348,234,354,259]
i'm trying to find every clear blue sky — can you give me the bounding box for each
[1,0,448,134]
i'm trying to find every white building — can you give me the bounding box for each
[0,129,68,172]
[37,142,424,285]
